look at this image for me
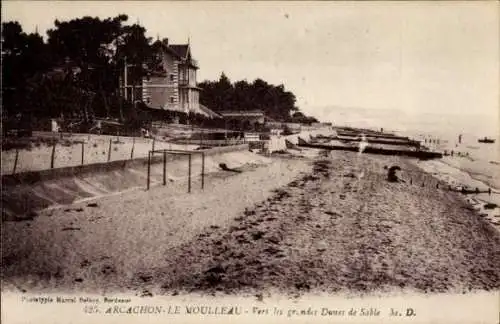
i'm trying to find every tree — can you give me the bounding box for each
[2,22,52,115]
[3,16,158,131]
[46,15,135,118]
[199,74,305,122]
[47,15,128,66]
[198,72,234,111]
[116,24,152,83]
[214,72,234,110]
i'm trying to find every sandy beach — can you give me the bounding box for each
[1,153,312,293]
[2,149,499,297]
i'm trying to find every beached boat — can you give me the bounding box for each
[478,137,495,144]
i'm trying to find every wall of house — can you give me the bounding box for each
[179,66,186,84]
[163,54,179,110]
[178,65,197,85]
[178,89,200,114]
[188,89,200,112]
[188,68,197,87]
[177,63,200,114]
[178,88,187,113]
[140,46,202,115]
[141,51,183,111]
[142,76,177,110]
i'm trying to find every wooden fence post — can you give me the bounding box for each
[163,151,167,186]
[201,153,205,189]
[81,141,85,165]
[131,137,135,159]
[12,149,19,174]
[188,154,192,193]
[50,142,57,169]
[107,138,112,162]
[152,138,156,152]
[147,152,151,190]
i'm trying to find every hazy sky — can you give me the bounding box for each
[3,1,499,122]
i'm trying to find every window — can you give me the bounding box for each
[169,74,175,82]
[170,96,175,103]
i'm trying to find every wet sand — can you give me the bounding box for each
[2,150,499,297]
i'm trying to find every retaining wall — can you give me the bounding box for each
[2,143,254,220]
[2,144,249,186]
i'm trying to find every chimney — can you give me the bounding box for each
[163,38,169,46]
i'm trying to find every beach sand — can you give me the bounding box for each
[2,150,499,297]
[413,158,500,230]
[1,153,313,293]
[156,151,500,296]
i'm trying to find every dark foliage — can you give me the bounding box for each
[2,17,319,135]
[2,15,149,123]
[198,73,304,122]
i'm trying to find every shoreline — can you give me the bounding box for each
[3,148,499,296]
[413,158,500,230]
[338,125,499,230]
[439,156,500,190]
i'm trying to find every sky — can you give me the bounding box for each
[3,1,499,125]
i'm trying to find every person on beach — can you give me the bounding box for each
[386,166,403,183]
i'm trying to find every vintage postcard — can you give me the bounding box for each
[1,1,499,323]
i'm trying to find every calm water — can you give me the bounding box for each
[323,106,500,187]
[324,107,499,159]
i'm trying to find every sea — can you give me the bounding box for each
[322,106,500,190]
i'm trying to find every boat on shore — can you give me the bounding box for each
[478,137,495,144]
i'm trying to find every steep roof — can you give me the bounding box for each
[169,44,189,59]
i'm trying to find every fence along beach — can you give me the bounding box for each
[2,125,499,297]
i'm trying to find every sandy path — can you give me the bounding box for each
[155,152,500,296]
[1,156,312,293]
